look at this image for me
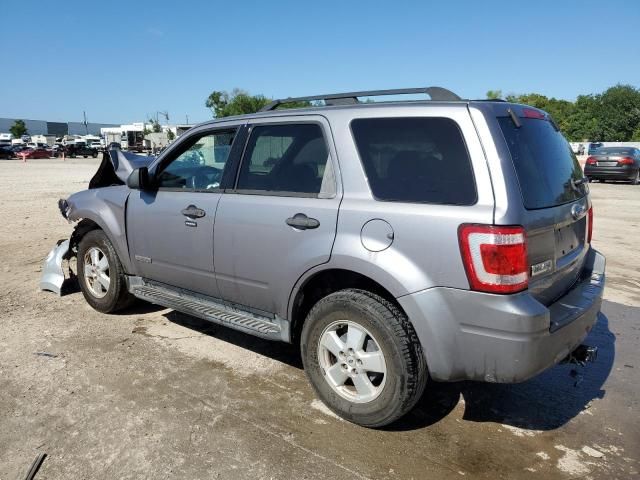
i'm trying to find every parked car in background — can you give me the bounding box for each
[90,141,103,151]
[0,146,15,159]
[10,145,29,154]
[587,142,603,155]
[42,87,604,428]
[64,144,99,158]
[585,147,640,184]
[16,147,51,160]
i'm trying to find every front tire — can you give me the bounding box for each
[301,289,427,427]
[77,230,134,313]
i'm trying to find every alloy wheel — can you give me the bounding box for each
[83,247,110,298]
[317,320,387,403]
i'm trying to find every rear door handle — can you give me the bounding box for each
[181,205,206,219]
[286,213,320,230]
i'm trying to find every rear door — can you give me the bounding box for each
[213,116,341,317]
[495,107,590,306]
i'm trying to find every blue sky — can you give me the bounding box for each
[1,0,638,124]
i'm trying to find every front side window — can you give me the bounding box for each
[236,124,333,196]
[156,130,235,190]
[351,117,477,205]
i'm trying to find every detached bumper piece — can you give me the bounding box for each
[39,239,70,296]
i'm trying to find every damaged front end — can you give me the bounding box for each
[40,150,154,295]
[39,199,78,295]
[39,239,71,295]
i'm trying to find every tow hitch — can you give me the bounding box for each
[564,344,598,367]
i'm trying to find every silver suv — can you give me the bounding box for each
[41,87,605,427]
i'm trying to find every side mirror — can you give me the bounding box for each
[127,167,151,190]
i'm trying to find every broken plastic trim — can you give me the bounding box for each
[39,239,70,295]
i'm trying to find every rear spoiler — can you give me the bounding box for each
[89,150,154,189]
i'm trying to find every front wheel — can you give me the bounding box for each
[77,230,135,313]
[301,289,427,427]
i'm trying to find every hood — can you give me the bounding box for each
[89,150,155,189]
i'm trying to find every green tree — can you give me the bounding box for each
[505,93,575,134]
[9,119,28,138]
[206,89,271,118]
[486,90,502,100]
[205,88,312,118]
[494,85,640,141]
[148,118,162,133]
[596,85,640,141]
[565,94,600,141]
[166,129,175,141]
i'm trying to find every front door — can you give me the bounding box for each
[126,127,240,297]
[213,117,341,317]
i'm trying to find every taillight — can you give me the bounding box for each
[618,157,634,165]
[586,157,597,165]
[587,206,593,244]
[458,224,528,294]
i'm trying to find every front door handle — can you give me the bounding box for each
[181,205,206,219]
[286,213,320,230]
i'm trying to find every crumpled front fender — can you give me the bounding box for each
[39,239,70,296]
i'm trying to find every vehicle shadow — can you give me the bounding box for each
[162,303,617,433]
[164,310,303,369]
[389,308,616,431]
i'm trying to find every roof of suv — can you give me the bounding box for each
[195,86,508,127]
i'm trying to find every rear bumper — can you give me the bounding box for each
[398,248,605,383]
[585,165,638,180]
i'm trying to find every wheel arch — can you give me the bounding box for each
[65,187,133,273]
[288,267,409,345]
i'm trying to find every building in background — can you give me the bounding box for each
[0,117,118,137]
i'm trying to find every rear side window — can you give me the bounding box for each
[498,117,586,209]
[351,117,476,205]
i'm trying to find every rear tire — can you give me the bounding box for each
[631,170,640,185]
[301,289,427,428]
[77,230,134,313]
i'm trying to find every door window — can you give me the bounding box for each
[236,124,334,197]
[156,130,235,190]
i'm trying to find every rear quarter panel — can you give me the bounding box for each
[319,104,495,297]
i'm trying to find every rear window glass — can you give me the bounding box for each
[350,117,476,205]
[594,147,633,155]
[498,117,586,209]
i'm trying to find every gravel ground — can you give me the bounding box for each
[0,158,638,479]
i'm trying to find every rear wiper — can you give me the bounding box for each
[570,177,588,193]
[507,108,521,128]
[573,177,588,186]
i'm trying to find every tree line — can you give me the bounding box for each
[488,84,640,142]
[206,85,640,142]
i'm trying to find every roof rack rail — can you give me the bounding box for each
[260,86,462,112]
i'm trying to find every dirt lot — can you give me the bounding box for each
[1,158,638,479]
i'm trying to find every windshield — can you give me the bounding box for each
[498,116,586,209]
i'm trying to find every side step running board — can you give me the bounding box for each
[127,277,288,342]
